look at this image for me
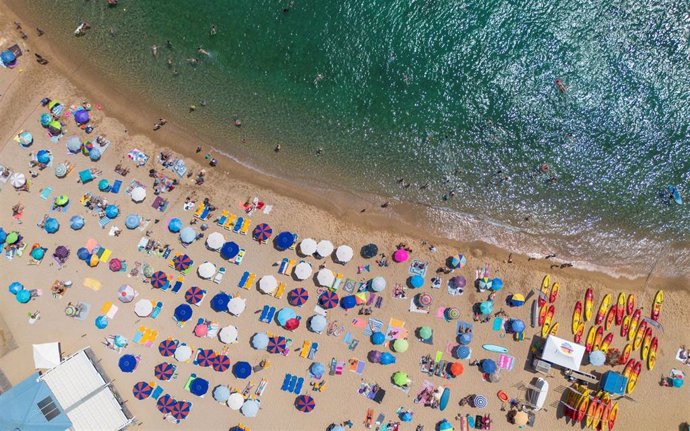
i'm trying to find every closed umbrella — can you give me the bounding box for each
[393,249,409,262]
[131,187,146,203]
[240,399,260,417]
[210,292,230,311]
[409,275,424,288]
[294,261,312,280]
[118,354,137,372]
[480,359,497,374]
[227,393,244,410]
[371,331,386,345]
[370,276,386,292]
[295,395,315,413]
[227,297,246,316]
[393,339,409,353]
[232,361,252,379]
[308,315,327,333]
[275,231,295,250]
[134,299,153,317]
[310,362,325,378]
[251,332,269,350]
[317,268,335,287]
[299,238,317,255]
[287,288,309,306]
[220,241,239,260]
[213,386,231,402]
[180,226,196,244]
[118,285,135,303]
[380,352,396,365]
[174,344,192,362]
[219,325,238,344]
[174,304,193,322]
[319,291,339,309]
[252,223,272,242]
[125,214,141,229]
[258,275,278,294]
[190,378,209,396]
[316,240,333,258]
[10,172,26,188]
[44,217,59,233]
[335,245,353,263]
[206,232,225,250]
[197,262,216,279]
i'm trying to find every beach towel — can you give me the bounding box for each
[99,248,112,262]
[352,319,367,329]
[435,307,446,319]
[492,317,504,331]
[356,361,366,375]
[83,278,102,291]
[435,351,443,363]
[497,354,515,371]
[335,361,344,375]
[151,385,163,400]
[363,318,384,337]
[39,187,53,200]
[111,180,122,193]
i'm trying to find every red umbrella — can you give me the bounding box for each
[212,354,231,372]
[196,349,217,367]
[157,394,175,413]
[284,318,300,331]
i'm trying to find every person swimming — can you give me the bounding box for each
[210,25,217,36]
[555,79,567,93]
[151,44,159,57]
[197,47,210,57]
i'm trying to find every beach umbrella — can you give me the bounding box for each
[213,354,231,372]
[491,278,504,291]
[361,243,378,258]
[400,412,413,422]
[371,331,386,345]
[299,238,317,255]
[158,339,178,357]
[241,399,260,417]
[317,268,335,287]
[478,277,492,290]
[174,304,193,322]
[288,288,309,306]
[193,323,208,337]
[40,113,52,127]
[77,247,90,260]
[93,315,108,329]
[220,241,239,260]
[134,299,153,317]
[173,254,193,272]
[340,295,357,310]
[275,231,295,250]
[151,271,169,289]
[509,293,525,307]
[380,352,396,365]
[417,293,433,307]
[308,315,327,333]
[276,308,297,326]
[445,307,461,320]
[479,301,493,315]
[37,150,51,164]
[54,246,70,261]
[331,426,346,431]
[294,261,312,280]
[89,148,101,161]
[319,290,339,309]
[185,286,205,305]
[180,226,196,244]
[227,392,244,410]
[167,218,182,233]
[252,223,272,242]
[66,136,82,153]
[589,350,606,366]
[316,240,334,257]
[213,386,231,402]
[258,275,278,294]
[54,195,69,207]
[210,292,230,312]
[18,131,33,147]
[219,325,239,344]
[109,258,122,272]
[368,350,382,363]
[131,187,146,203]
[157,394,175,414]
[450,276,466,289]
[227,297,246,316]
[0,49,15,66]
[335,245,353,263]
[154,362,175,380]
[370,276,386,292]
[98,179,110,191]
[197,262,216,279]
[267,336,287,354]
[142,264,154,278]
[0,229,5,244]
[285,318,300,331]
[117,284,135,303]
[88,254,100,267]
[206,232,225,250]
[473,395,488,409]
[6,231,18,245]
[392,372,410,387]
[125,214,141,229]
[673,377,684,388]
[31,247,45,260]
[393,249,409,262]
[449,254,467,269]
[48,120,62,136]
[196,349,216,367]
[511,319,526,333]
[105,205,119,219]
[113,335,128,348]
[449,362,464,377]
[74,109,89,124]
[190,377,209,396]
[232,361,252,379]
[480,359,497,374]
[118,354,137,373]
[8,282,23,295]
[310,362,325,378]
[409,275,424,289]
[455,346,471,359]
[16,289,31,304]
[295,395,315,413]
[44,218,59,234]
[418,326,433,340]
[54,163,68,178]
[251,332,269,350]
[174,344,192,362]
[170,401,191,421]
[132,381,153,400]
[490,373,501,383]
[514,411,529,426]
[393,339,409,353]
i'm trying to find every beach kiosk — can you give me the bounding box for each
[538,335,586,371]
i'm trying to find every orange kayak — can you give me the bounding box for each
[572,301,582,334]
[600,333,614,353]
[605,305,616,331]
[549,282,559,303]
[593,326,604,351]
[627,309,641,342]
[620,344,631,364]
[615,293,625,325]
[584,288,594,322]
[596,294,611,325]
[647,337,658,370]
[620,314,631,338]
[574,322,585,344]
[585,326,597,352]
[632,320,647,351]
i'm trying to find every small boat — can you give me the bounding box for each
[595,294,611,325]
[526,377,549,411]
[600,333,614,353]
[74,21,90,36]
[549,282,559,303]
[641,327,653,360]
[615,293,625,325]
[549,322,559,336]
[572,301,582,334]
[632,320,647,351]
[651,290,663,321]
[593,326,604,351]
[626,361,642,394]
[605,305,616,331]
[539,275,550,307]
[574,322,585,344]
[620,315,631,338]
[627,309,641,342]
[585,326,597,352]
[668,185,682,204]
[626,294,635,315]
[541,305,555,338]
[608,402,619,431]
[576,389,590,423]
[538,303,548,326]
[620,343,632,364]
[647,336,658,370]
[584,288,594,322]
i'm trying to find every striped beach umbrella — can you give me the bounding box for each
[212,354,231,372]
[295,395,315,413]
[196,349,217,367]
[132,381,153,400]
[252,223,272,242]
[150,271,169,289]
[185,287,205,305]
[171,401,191,420]
[154,362,176,381]
[158,339,178,357]
[287,288,309,306]
[417,293,433,307]
[267,336,286,354]
[449,254,467,268]
[445,307,460,320]
[319,291,339,309]
[157,394,175,414]
[173,254,193,272]
[473,394,488,409]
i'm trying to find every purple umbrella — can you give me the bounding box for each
[450,276,467,288]
[368,350,382,363]
[74,109,89,124]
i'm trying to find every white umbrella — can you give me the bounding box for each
[131,186,146,203]
[174,344,192,362]
[206,232,225,251]
[294,262,313,280]
[258,275,278,294]
[299,238,317,255]
[308,314,328,333]
[117,284,136,303]
[219,325,238,344]
[134,299,153,317]
[240,399,260,417]
[227,392,244,410]
[227,297,246,316]
[316,240,334,258]
[198,262,216,279]
[10,172,26,188]
[317,268,335,287]
[371,276,386,292]
[335,245,354,263]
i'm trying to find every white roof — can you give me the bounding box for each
[541,335,585,371]
[41,350,130,431]
[33,342,61,369]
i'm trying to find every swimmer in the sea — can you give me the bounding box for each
[198,47,210,57]
[151,44,159,57]
[555,79,566,93]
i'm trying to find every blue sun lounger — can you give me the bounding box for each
[293,377,304,394]
[281,374,292,391]
[233,217,244,234]
[263,306,276,323]
[286,375,297,392]
[259,305,270,322]
[151,386,164,400]
[111,180,122,194]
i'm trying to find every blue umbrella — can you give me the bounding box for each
[70,215,85,230]
[589,350,606,366]
[491,278,504,291]
[480,359,497,374]
[0,50,16,66]
[98,179,110,192]
[0,228,6,244]
[409,275,424,289]
[276,308,296,326]
[213,385,231,402]
[89,147,101,161]
[74,109,89,124]
[31,247,45,260]
[232,361,252,379]
[118,354,137,372]
[251,332,269,350]
[455,345,471,359]
[105,205,119,219]
[18,131,33,147]
[310,362,325,378]
[511,319,526,333]
[9,282,23,294]
[673,377,684,388]
[380,352,396,365]
[168,218,182,233]
[210,292,230,312]
[400,412,413,422]
[125,214,141,229]
[45,217,60,233]
[371,331,386,345]
[174,304,193,322]
[77,247,90,260]
[179,227,196,244]
[190,377,209,396]
[95,315,108,329]
[274,231,294,250]
[16,289,31,303]
[220,242,239,260]
[114,335,128,347]
[340,295,357,310]
[40,113,52,127]
[458,333,472,345]
[37,150,51,164]
[479,301,493,315]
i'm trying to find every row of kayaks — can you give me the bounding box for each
[565,384,619,430]
[538,275,560,337]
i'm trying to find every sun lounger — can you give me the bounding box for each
[111,180,122,193]
[492,317,504,331]
[356,361,365,375]
[184,373,197,392]
[348,340,359,351]
[274,283,286,299]
[285,259,296,275]
[281,374,292,391]
[300,341,311,358]
[213,267,226,284]
[278,258,289,274]
[233,217,244,234]
[290,233,299,250]
[266,306,276,322]
[150,385,163,400]
[238,271,250,288]
[294,377,304,394]
[171,277,184,293]
[343,332,352,345]
[239,218,251,235]
[98,217,112,229]
[234,249,245,265]
[308,342,319,360]
[193,204,205,218]
[335,361,344,375]
[217,210,229,226]
[223,213,236,230]
[259,305,270,322]
[286,375,297,392]
[39,186,53,200]
[132,329,144,344]
[332,273,343,290]
[151,302,163,318]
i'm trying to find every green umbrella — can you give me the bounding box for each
[418,326,432,340]
[480,301,493,315]
[393,339,409,353]
[6,232,18,245]
[392,371,409,387]
[98,179,109,191]
[54,195,69,206]
[142,264,154,278]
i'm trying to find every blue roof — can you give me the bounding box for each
[0,373,72,430]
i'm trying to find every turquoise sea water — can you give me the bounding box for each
[21,0,690,277]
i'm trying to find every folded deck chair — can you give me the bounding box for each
[99,217,112,229]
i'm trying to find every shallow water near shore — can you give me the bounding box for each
[17,0,690,278]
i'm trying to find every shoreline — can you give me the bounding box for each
[1,0,687,287]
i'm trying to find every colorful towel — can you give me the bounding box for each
[363,318,384,337]
[83,278,102,291]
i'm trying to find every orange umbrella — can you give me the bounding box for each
[449,362,464,377]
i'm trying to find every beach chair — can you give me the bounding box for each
[335,361,344,375]
[238,271,250,289]
[286,375,297,392]
[294,377,304,394]
[151,302,163,318]
[300,341,311,358]
[232,217,244,234]
[193,204,205,218]
[239,218,251,235]
[98,217,112,229]
[171,277,184,293]
[184,373,197,392]
[281,374,292,391]
[266,307,276,323]
[200,206,211,220]
[274,282,286,299]
[308,342,319,360]
[223,213,236,230]
[289,233,299,250]
[111,180,122,193]
[39,187,53,200]
[234,249,246,265]
[213,267,226,284]
[216,210,229,226]
[259,305,270,322]
[284,259,296,275]
[331,273,343,290]
[278,258,289,274]
[246,273,256,289]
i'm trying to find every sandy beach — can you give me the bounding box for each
[0,6,688,431]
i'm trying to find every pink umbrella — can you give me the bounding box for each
[109,258,122,272]
[393,249,409,263]
[194,323,208,337]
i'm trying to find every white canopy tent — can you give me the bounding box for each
[541,335,585,372]
[33,342,61,369]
